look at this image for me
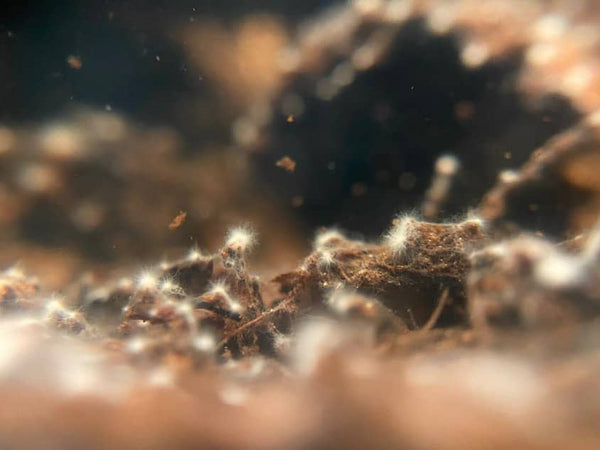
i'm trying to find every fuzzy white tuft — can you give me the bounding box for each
[136,271,158,291]
[159,278,184,296]
[186,247,204,261]
[225,225,257,254]
[45,297,66,314]
[206,281,230,299]
[384,216,416,255]
[314,228,346,250]
[463,211,486,229]
[317,250,336,270]
[206,282,244,314]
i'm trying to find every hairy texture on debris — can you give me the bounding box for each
[275,218,487,329]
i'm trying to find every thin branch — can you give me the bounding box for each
[216,297,293,349]
[420,288,450,332]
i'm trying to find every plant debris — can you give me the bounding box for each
[275,155,297,172]
[168,211,187,230]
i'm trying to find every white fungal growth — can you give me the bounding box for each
[136,271,158,291]
[463,211,486,229]
[175,301,197,329]
[186,247,204,262]
[222,225,257,272]
[384,216,416,255]
[225,225,257,255]
[45,297,66,315]
[159,279,176,292]
[206,282,231,300]
[206,282,245,315]
[314,228,346,249]
[317,250,335,270]
[159,278,184,296]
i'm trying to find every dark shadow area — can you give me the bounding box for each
[0,0,340,143]
[253,18,581,238]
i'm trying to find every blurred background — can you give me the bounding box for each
[0,0,597,288]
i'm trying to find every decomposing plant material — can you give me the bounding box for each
[275,218,487,329]
[275,155,297,172]
[168,211,187,230]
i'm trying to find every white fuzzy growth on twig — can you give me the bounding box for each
[314,228,346,250]
[225,226,257,255]
[135,271,158,291]
[205,282,245,315]
[186,247,204,261]
[317,250,336,270]
[384,216,416,255]
[463,211,486,229]
[159,278,184,296]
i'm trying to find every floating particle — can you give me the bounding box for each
[398,172,417,191]
[168,211,187,230]
[454,101,475,121]
[351,182,368,197]
[66,55,82,70]
[286,114,295,123]
[276,156,297,172]
[291,195,304,207]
